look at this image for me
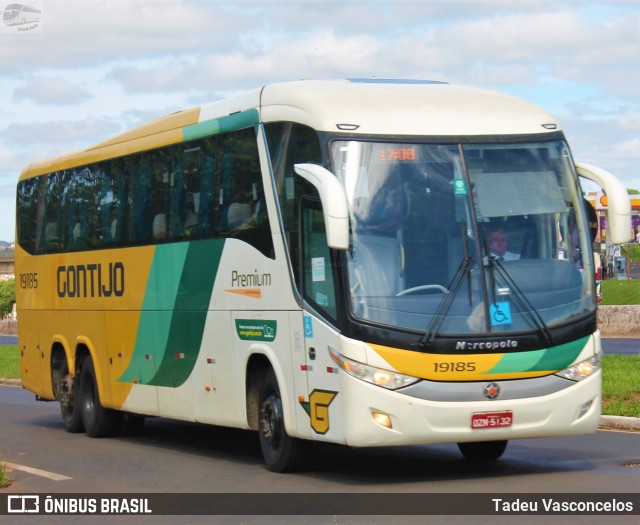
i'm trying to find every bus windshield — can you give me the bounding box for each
[331,139,595,338]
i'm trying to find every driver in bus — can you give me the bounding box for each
[489,228,520,261]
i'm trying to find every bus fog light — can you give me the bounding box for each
[576,400,593,420]
[555,352,602,382]
[372,411,393,429]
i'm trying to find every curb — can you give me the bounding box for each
[2,377,639,432]
[599,415,640,432]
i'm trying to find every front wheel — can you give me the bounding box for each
[258,369,306,472]
[79,357,122,437]
[458,440,508,461]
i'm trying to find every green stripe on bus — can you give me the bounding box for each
[182,109,259,141]
[118,244,189,384]
[147,239,225,387]
[487,336,589,374]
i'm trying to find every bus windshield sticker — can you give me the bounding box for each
[312,257,326,282]
[315,292,329,307]
[453,178,467,195]
[490,302,512,326]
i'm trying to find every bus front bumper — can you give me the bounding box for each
[340,370,601,447]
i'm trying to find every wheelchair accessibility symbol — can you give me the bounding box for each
[490,302,512,326]
[304,316,314,338]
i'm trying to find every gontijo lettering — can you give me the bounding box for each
[57,262,125,298]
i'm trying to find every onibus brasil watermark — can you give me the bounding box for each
[1,2,43,33]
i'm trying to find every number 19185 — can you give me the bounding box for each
[433,361,476,373]
[19,272,38,289]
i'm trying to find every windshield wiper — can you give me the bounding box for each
[490,257,554,345]
[416,255,472,349]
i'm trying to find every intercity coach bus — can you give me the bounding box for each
[15,79,631,471]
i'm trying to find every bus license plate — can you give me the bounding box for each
[471,411,513,429]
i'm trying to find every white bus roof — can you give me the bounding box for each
[202,78,561,137]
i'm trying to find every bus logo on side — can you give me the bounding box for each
[299,390,338,435]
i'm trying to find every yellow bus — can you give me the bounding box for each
[15,79,631,472]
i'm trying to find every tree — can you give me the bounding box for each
[0,279,15,318]
[628,188,639,195]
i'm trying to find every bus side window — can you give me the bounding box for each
[17,176,44,254]
[264,122,323,284]
[301,201,337,320]
[214,127,274,258]
[41,171,66,253]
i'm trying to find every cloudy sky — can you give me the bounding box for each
[0,0,638,242]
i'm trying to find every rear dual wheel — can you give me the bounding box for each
[79,357,122,437]
[57,359,84,434]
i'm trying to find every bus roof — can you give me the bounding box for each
[256,79,559,137]
[19,79,560,180]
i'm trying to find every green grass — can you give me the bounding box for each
[0,460,11,489]
[600,279,640,305]
[1,345,638,418]
[624,244,640,262]
[0,345,19,379]
[601,354,640,418]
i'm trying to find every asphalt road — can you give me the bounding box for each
[0,385,638,524]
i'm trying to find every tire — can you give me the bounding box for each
[58,360,84,434]
[258,368,306,472]
[458,440,508,461]
[79,358,122,437]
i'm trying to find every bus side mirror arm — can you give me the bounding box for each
[294,163,350,250]
[576,162,632,245]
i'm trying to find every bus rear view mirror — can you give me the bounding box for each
[294,163,350,250]
[576,162,632,244]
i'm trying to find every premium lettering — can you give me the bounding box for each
[231,270,271,287]
[57,262,125,298]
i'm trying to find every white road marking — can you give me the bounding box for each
[5,462,72,481]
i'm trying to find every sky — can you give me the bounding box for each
[0,0,638,242]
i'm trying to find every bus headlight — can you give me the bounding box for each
[329,348,420,390]
[555,352,602,382]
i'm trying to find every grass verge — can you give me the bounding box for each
[0,345,638,417]
[600,279,640,305]
[601,354,640,418]
[0,345,19,379]
[0,460,11,489]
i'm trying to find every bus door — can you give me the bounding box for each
[296,203,345,443]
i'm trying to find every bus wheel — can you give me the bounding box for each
[458,440,508,461]
[60,369,84,433]
[79,358,122,438]
[258,369,305,472]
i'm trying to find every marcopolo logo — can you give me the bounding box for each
[455,339,518,351]
[1,2,43,33]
